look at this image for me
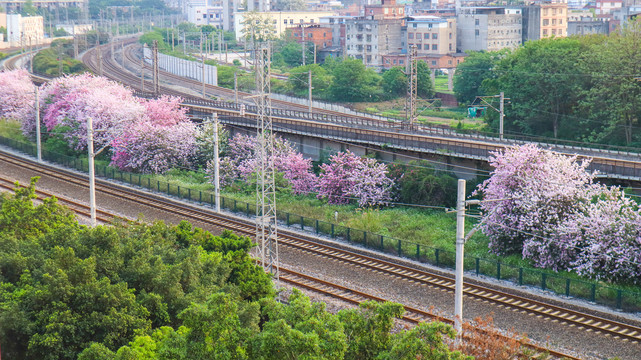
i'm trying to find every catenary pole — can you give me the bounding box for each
[308,70,313,113]
[35,86,41,162]
[88,117,96,227]
[455,179,466,334]
[213,114,220,212]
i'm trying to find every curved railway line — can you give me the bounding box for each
[83,41,641,181]
[2,149,641,359]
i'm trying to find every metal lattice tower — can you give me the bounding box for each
[152,40,160,96]
[406,45,418,129]
[254,43,279,281]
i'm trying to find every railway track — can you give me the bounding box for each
[81,41,641,181]
[2,149,640,359]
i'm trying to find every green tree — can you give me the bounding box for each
[337,301,404,359]
[240,11,276,42]
[287,64,331,98]
[388,160,458,207]
[273,0,307,10]
[381,322,470,360]
[578,20,641,145]
[494,37,588,138]
[381,66,407,97]
[330,58,382,102]
[21,0,39,16]
[416,60,435,98]
[139,31,165,47]
[453,51,502,104]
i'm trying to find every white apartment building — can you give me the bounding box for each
[7,13,44,44]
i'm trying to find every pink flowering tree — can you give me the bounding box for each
[208,133,317,193]
[279,152,317,195]
[0,69,36,126]
[557,187,641,283]
[110,96,196,173]
[318,151,394,207]
[35,74,145,151]
[474,144,599,269]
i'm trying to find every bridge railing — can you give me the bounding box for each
[158,91,641,161]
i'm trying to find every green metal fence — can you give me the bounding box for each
[2,134,640,313]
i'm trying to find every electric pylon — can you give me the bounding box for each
[254,43,279,281]
[152,40,160,96]
[406,45,417,129]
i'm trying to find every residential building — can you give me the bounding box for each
[320,15,353,47]
[344,16,404,67]
[186,0,240,30]
[595,0,623,15]
[362,0,405,19]
[234,11,335,40]
[289,24,333,48]
[381,52,466,69]
[406,15,456,55]
[55,23,93,35]
[567,16,610,34]
[0,0,86,13]
[522,0,568,42]
[457,7,522,52]
[6,13,44,44]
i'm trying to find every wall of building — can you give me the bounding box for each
[234,11,335,40]
[486,13,521,51]
[345,17,403,67]
[406,17,456,55]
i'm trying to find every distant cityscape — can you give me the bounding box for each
[1,0,640,68]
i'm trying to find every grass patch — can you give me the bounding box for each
[0,119,28,140]
[434,75,453,94]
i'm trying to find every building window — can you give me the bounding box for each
[399,59,404,64]
[393,59,397,64]
[432,60,437,65]
[448,59,452,65]
[543,29,548,35]
[543,19,549,26]
[475,18,479,26]
[284,19,288,24]
[552,19,556,25]
[432,44,437,50]
[424,33,429,39]
[475,29,479,36]
[432,33,437,39]
[417,44,422,49]
[449,43,452,51]
[290,19,294,24]
[449,32,452,39]
[408,33,414,39]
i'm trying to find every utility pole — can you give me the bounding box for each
[308,70,313,113]
[301,25,306,66]
[141,52,145,92]
[255,42,279,281]
[212,113,220,212]
[474,93,509,141]
[96,37,103,76]
[234,71,238,103]
[454,179,480,336]
[87,116,97,226]
[499,91,504,141]
[454,179,466,335]
[152,40,159,96]
[35,86,41,162]
[406,45,417,129]
[171,31,175,52]
[201,34,206,99]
